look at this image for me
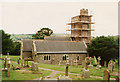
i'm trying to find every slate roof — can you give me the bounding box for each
[22,39,32,52]
[44,36,71,41]
[34,41,87,54]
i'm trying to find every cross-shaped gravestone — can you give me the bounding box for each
[97,56,101,65]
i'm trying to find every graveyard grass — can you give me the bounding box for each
[2,55,52,80]
[2,55,119,80]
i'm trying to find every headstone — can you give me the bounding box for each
[88,57,93,68]
[93,56,97,66]
[65,57,69,76]
[31,62,38,71]
[103,69,110,81]
[17,58,20,64]
[70,59,73,65]
[74,59,78,66]
[82,68,90,78]
[21,59,23,66]
[7,59,11,77]
[58,61,61,65]
[82,60,87,68]
[7,52,9,57]
[85,57,90,65]
[108,62,114,72]
[96,65,102,70]
[104,61,107,67]
[4,56,7,69]
[113,61,116,69]
[0,53,2,58]
[58,75,72,81]
[96,56,102,69]
[97,56,101,65]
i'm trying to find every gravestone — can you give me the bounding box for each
[17,58,20,64]
[113,61,116,69]
[85,57,90,65]
[108,62,114,72]
[7,59,11,77]
[58,75,72,81]
[103,69,110,81]
[104,61,107,67]
[82,60,87,68]
[82,68,90,78]
[93,56,97,66]
[88,57,93,68]
[70,59,73,65]
[31,62,38,71]
[4,56,7,69]
[74,59,78,66]
[65,57,69,76]
[21,59,23,66]
[96,56,102,70]
[58,61,61,65]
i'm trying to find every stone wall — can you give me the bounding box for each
[34,53,87,65]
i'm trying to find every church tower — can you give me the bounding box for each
[67,8,94,43]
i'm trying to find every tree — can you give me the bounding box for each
[1,30,14,55]
[87,36,118,65]
[32,28,53,39]
[10,42,21,55]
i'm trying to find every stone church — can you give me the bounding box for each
[20,8,94,65]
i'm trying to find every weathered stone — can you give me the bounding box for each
[74,59,78,66]
[93,56,97,66]
[97,56,101,65]
[104,61,107,67]
[85,57,90,64]
[82,68,90,78]
[31,62,38,71]
[7,59,11,77]
[108,63,114,72]
[82,60,87,68]
[96,65,102,70]
[65,57,69,76]
[103,69,110,81]
[58,75,72,81]
[88,64,93,68]
[4,57,7,69]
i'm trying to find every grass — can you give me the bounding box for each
[1,55,119,80]
[2,55,52,80]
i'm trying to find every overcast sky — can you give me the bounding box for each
[1,1,118,37]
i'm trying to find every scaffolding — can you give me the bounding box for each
[67,8,94,43]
